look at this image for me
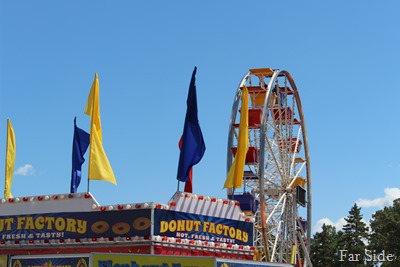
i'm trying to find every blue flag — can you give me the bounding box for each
[177,67,206,182]
[71,117,90,193]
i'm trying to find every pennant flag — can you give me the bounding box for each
[70,117,90,193]
[4,119,16,198]
[177,67,206,184]
[84,73,117,185]
[224,86,249,188]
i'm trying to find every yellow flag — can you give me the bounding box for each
[224,86,249,188]
[4,119,16,198]
[85,73,116,185]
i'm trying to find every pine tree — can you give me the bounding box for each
[368,198,400,266]
[311,223,339,266]
[338,203,369,266]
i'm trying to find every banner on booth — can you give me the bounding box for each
[153,210,253,246]
[0,209,151,242]
[10,256,89,267]
[92,254,214,267]
[0,256,7,267]
[216,259,292,267]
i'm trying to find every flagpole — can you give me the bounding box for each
[87,137,90,192]
[87,156,92,193]
[4,119,10,198]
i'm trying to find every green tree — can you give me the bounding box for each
[311,223,339,266]
[337,203,369,266]
[368,198,400,266]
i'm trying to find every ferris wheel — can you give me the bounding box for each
[226,68,312,266]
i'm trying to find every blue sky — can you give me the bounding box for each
[1,1,400,233]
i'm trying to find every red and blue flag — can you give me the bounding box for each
[177,67,206,187]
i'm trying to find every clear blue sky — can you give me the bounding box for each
[1,1,399,233]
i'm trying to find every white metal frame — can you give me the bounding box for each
[226,69,312,266]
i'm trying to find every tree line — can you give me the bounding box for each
[310,198,400,266]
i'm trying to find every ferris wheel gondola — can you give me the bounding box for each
[226,68,312,266]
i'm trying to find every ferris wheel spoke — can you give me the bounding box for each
[290,162,307,186]
[265,135,285,181]
[270,195,287,262]
[265,191,287,224]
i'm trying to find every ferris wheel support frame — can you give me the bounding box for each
[261,70,312,260]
